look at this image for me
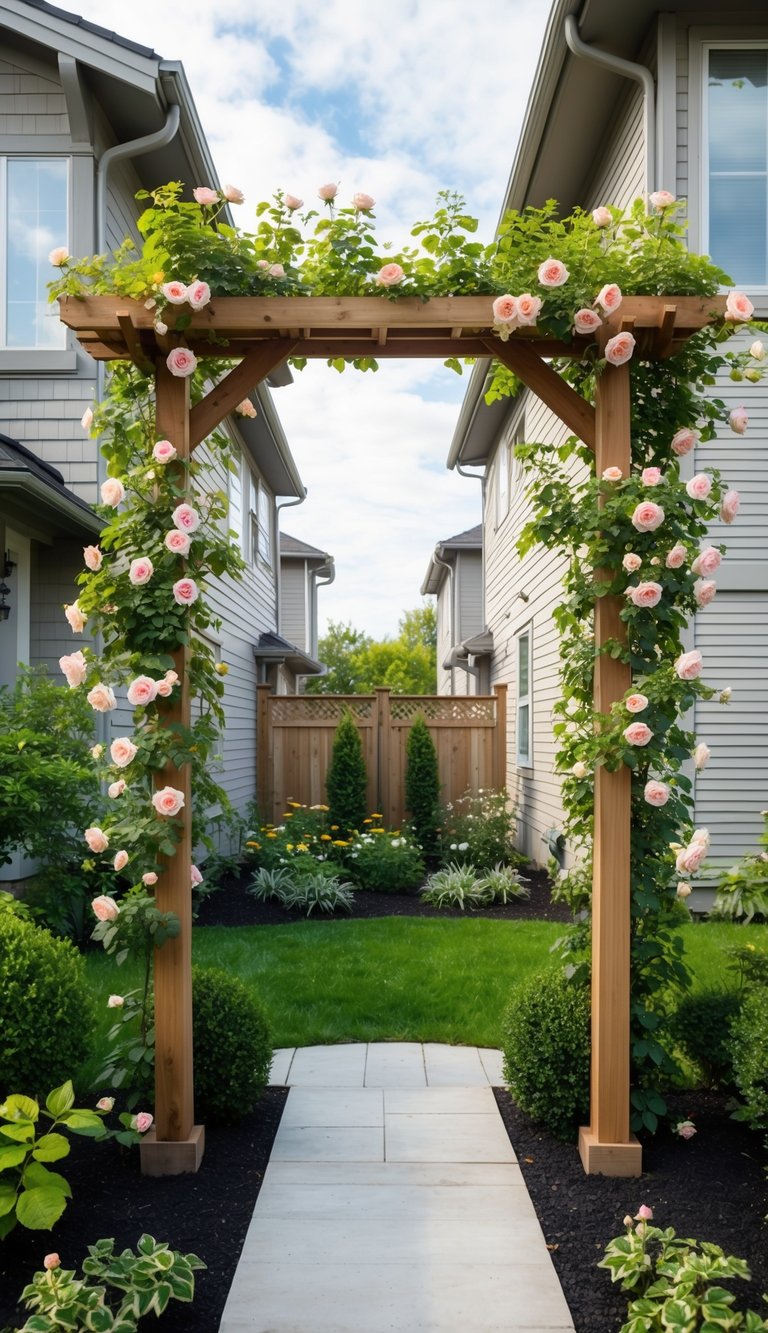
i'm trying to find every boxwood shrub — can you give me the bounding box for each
[192,967,272,1123]
[501,968,590,1140]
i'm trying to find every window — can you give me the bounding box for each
[495,437,509,528]
[516,627,532,767]
[704,45,768,287]
[229,456,243,545]
[257,484,272,565]
[2,158,68,348]
[243,466,273,569]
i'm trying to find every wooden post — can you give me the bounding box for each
[375,687,391,823]
[493,683,508,791]
[578,363,642,1177]
[140,361,204,1176]
[256,682,272,822]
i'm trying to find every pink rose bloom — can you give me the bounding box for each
[187,280,211,310]
[110,736,138,768]
[64,601,87,633]
[165,670,179,685]
[691,546,721,577]
[86,683,117,712]
[172,503,201,533]
[694,741,711,769]
[571,761,588,779]
[91,744,103,760]
[142,871,158,886]
[573,307,602,335]
[155,679,173,697]
[161,281,188,305]
[96,1096,115,1111]
[193,187,219,206]
[676,842,706,874]
[725,291,754,322]
[605,331,636,366]
[133,1112,154,1134]
[113,849,129,873]
[492,294,518,324]
[375,262,404,287]
[641,467,661,486]
[720,489,740,524]
[152,785,185,817]
[694,578,717,608]
[283,193,303,210]
[515,294,542,325]
[43,1254,60,1271]
[81,406,94,431]
[591,206,612,228]
[236,398,257,418]
[85,824,109,852]
[352,192,375,211]
[167,347,197,378]
[165,529,191,555]
[691,827,711,849]
[537,257,569,287]
[650,189,675,209]
[173,577,199,606]
[676,1120,696,1140]
[670,427,698,457]
[685,473,712,501]
[677,882,692,899]
[624,721,653,746]
[318,183,339,201]
[100,477,125,507]
[729,406,748,435]
[675,649,703,681]
[153,439,177,464]
[268,263,285,278]
[129,556,154,587]
[594,283,622,313]
[83,544,103,571]
[622,553,642,573]
[106,993,124,1009]
[59,651,87,689]
[602,466,623,481]
[644,780,670,807]
[635,1205,653,1221]
[224,184,245,204]
[625,693,649,713]
[631,501,665,532]
[191,864,203,888]
[127,675,158,707]
[256,260,270,270]
[108,779,126,798]
[665,544,687,569]
[627,581,662,609]
[48,246,69,266]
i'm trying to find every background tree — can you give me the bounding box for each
[304,621,371,694]
[404,715,441,860]
[307,603,436,695]
[325,710,368,835]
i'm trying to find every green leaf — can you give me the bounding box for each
[0,1181,19,1216]
[0,1143,27,1169]
[32,1133,70,1163]
[1,1094,38,1122]
[16,1184,69,1229]
[22,1162,71,1196]
[45,1081,75,1118]
[60,1109,106,1135]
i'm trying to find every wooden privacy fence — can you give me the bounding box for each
[256,684,507,827]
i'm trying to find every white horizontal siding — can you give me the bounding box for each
[280,562,308,651]
[584,83,646,210]
[457,550,483,641]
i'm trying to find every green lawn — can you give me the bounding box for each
[82,916,768,1073]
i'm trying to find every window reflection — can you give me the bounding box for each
[708,49,768,286]
[5,158,68,348]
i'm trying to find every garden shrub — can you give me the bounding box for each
[326,710,367,836]
[0,914,93,1099]
[501,969,591,1139]
[713,811,768,922]
[729,986,768,1142]
[192,967,272,1123]
[404,715,440,859]
[346,825,424,892]
[668,987,741,1089]
[477,863,529,905]
[439,788,519,870]
[421,862,487,910]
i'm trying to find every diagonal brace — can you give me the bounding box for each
[482,338,596,451]
[189,339,298,450]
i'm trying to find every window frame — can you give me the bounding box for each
[242,463,274,571]
[515,623,533,770]
[494,434,509,529]
[0,154,71,354]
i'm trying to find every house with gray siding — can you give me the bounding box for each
[0,0,316,872]
[421,524,491,695]
[449,0,768,870]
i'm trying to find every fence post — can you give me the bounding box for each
[375,687,391,821]
[256,683,272,823]
[493,683,508,791]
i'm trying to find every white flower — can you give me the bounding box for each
[458,842,469,851]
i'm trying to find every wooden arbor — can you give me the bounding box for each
[60,292,725,1177]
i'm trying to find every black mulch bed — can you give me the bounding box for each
[2,873,766,1332]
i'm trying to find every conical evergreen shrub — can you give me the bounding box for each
[326,709,367,836]
[405,714,440,860]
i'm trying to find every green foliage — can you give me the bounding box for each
[501,970,591,1139]
[305,605,437,695]
[478,864,530,905]
[421,863,488,910]
[725,941,768,991]
[405,716,441,859]
[249,864,355,916]
[326,711,368,837]
[0,890,32,921]
[599,1212,766,1332]
[303,621,372,694]
[439,788,519,871]
[0,915,93,1101]
[91,989,155,1111]
[345,826,424,893]
[191,967,272,1123]
[0,666,99,875]
[0,1081,107,1240]
[14,1233,205,1331]
[668,988,741,1089]
[729,987,768,1142]
[713,810,768,922]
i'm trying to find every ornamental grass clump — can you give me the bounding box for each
[478,863,530,905]
[326,711,368,837]
[421,863,487,911]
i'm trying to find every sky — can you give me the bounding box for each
[73,0,552,636]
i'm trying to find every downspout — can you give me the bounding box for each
[275,493,307,636]
[310,558,335,660]
[564,14,656,195]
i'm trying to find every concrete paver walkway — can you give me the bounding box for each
[218,1044,575,1332]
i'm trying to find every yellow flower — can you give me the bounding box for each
[320,834,332,842]
[215,662,229,676]
[310,804,329,811]
[332,839,349,847]
[286,843,294,852]
[296,843,309,852]
[372,827,385,834]
[330,825,339,831]
[282,812,293,818]
[370,812,383,819]
[152,271,165,283]
[363,818,372,824]
[288,801,303,808]
[246,840,258,848]
[266,832,277,839]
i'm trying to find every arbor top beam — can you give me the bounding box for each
[59,293,726,367]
